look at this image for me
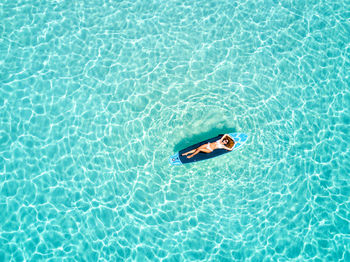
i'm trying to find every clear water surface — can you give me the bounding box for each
[1,0,349,261]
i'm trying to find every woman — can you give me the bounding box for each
[181,134,235,159]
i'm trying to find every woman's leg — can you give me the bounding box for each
[182,149,196,156]
[187,146,212,158]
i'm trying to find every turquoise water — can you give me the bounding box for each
[1,0,349,261]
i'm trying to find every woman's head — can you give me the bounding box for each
[224,136,235,149]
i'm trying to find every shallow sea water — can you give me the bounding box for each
[1,0,350,261]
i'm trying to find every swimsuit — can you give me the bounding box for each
[216,140,225,149]
[206,143,213,152]
[206,139,232,152]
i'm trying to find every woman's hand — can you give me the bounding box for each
[220,134,228,142]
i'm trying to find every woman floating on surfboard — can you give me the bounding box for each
[181,134,235,159]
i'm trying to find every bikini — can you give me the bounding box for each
[206,140,225,152]
[206,143,213,152]
[216,140,225,149]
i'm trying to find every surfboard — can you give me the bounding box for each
[169,133,248,165]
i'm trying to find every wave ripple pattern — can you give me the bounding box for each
[1,0,349,261]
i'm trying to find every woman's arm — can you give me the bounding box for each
[224,146,233,151]
[220,134,229,142]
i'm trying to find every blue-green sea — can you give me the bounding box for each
[1,0,350,261]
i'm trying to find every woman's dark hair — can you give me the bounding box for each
[225,136,235,149]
